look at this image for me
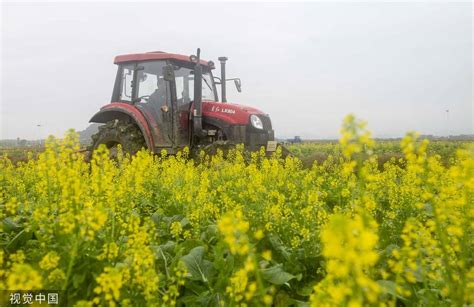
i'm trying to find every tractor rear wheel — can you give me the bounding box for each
[88,119,146,159]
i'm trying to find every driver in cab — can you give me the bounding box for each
[149,77,167,106]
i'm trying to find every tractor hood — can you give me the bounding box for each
[201,100,266,125]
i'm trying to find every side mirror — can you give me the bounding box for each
[234,79,242,92]
[163,65,175,82]
[213,76,222,85]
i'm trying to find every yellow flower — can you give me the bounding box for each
[262,250,272,261]
[170,221,183,238]
[310,213,380,306]
[48,268,65,283]
[94,267,125,304]
[39,251,60,271]
[7,264,43,290]
[254,229,264,240]
[218,210,250,256]
[97,242,119,261]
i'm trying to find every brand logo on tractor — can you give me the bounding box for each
[211,106,236,114]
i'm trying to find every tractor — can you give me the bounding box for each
[88,49,278,157]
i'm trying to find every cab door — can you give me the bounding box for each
[174,70,193,147]
[134,61,173,148]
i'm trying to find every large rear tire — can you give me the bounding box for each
[87,119,146,159]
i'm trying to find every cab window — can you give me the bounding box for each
[174,66,216,105]
[136,61,168,106]
[119,64,134,102]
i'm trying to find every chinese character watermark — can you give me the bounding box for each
[9,293,21,305]
[22,293,33,304]
[3,291,63,306]
[47,293,59,304]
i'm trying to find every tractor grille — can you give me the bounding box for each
[258,114,272,130]
[246,114,275,150]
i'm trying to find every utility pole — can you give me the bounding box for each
[37,124,42,146]
[445,109,449,137]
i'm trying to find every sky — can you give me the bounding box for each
[1,1,472,140]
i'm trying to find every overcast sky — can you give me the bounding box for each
[1,1,472,140]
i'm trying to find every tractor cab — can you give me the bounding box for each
[89,50,276,155]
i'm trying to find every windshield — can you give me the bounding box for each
[174,65,217,104]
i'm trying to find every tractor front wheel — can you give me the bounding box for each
[88,119,146,159]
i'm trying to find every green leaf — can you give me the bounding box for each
[423,203,434,217]
[72,273,86,288]
[164,214,184,225]
[200,225,218,245]
[296,282,317,297]
[261,264,299,285]
[377,280,406,301]
[2,218,22,232]
[287,298,310,307]
[150,211,162,226]
[158,241,176,254]
[180,246,214,283]
[6,229,32,252]
[180,217,190,228]
[178,291,222,306]
[268,234,291,261]
[180,239,204,252]
[274,290,308,306]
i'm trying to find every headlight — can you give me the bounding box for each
[250,114,263,129]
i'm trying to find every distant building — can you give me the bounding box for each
[287,136,303,144]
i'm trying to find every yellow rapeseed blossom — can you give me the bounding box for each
[93,267,125,306]
[310,213,381,306]
[97,242,119,261]
[7,264,43,290]
[170,221,183,239]
[0,119,471,305]
[39,251,60,271]
[218,210,250,255]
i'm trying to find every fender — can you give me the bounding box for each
[89,102,155,150]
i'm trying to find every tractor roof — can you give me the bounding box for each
[114,51,211,67]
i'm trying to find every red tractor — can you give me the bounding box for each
[89,49,278,156]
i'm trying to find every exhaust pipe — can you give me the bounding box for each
[218,56,228,102]
[193,48,204,137]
